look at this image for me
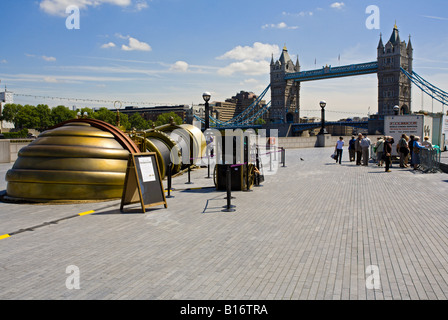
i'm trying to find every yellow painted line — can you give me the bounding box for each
[78,210,95,216]
[0,234,11,240]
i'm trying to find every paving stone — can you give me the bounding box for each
[0,148,447,300]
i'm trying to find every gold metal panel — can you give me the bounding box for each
[12,157,127,172]
[39,125,114,138]
[6,182,123,201]
[6,169,125,185]
[19,145,129,160]
[31,136,123,149]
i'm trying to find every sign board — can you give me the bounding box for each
[120,153,167,213]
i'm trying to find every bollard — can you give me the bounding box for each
[243,163,253,192]
[205,155,211,179]
[281,148,286,167]
[185,165,193,184]
[269,150,273,172]
[166,162,174,198]
[223,166,236,212]
[255,148,262,187]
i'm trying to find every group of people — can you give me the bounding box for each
[334,133,432,172]
[374,134,432,171]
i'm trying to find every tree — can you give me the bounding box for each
[51,105,76,125]
[254,118,266,125]
[35,104,52,130]
[92,108,130,130]
[77,107,94,118]
[16,105,40,129]
[1,103,23,129]
[129,112,151,130]
[154,112,183,127]
[92,107,116,124]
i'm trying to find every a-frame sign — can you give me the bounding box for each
[120,153,167,213]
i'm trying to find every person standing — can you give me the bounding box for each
[348,136,356,162]
[375,137,385,167]
[355,133,363,166]
[408,135,415,166]
[360,134,371,166]
[422,136,432,148]
[397,133,409,168]
[412,136,425,170]
[335,137,344,164]
[384,136,393,172]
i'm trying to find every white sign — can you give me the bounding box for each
[138,157,156,182]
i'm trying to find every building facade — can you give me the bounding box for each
[0,87,14,132]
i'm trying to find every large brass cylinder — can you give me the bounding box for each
[158,124,206,165]
[5,122,131,202]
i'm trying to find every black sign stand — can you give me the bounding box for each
[120,153,167,213]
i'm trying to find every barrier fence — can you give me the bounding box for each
[418,147,442,173]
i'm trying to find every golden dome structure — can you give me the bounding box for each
[5,119,140,203]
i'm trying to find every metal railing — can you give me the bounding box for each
[418,147,442,173]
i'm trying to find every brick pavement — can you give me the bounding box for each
[0,147,447,300]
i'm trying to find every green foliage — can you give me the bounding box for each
[92,107,117,124]
[77,107,95,118]
[254,118,266,125]
[50,105,77,125]
[16,105,40,129]
[1,103,23,129]
[154,112,183,127]
[91,107,130,130]
[2,128,29,139]
[129,112,152,130]
[35,104,52,130]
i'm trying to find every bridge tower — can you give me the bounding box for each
[377,23,413,116]
[270,46,301,124]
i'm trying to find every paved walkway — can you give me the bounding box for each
[1,147,448,300]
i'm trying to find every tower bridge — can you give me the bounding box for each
[195,24,447,131]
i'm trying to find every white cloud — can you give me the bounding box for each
[25,53,57,61]
[42,56,57,62]
[422,15,448,21]
[101,42,116,49]
[170,61,189,72]
[282,11,313,17]
[262,22,299,30]
[330,2,345,9]
[1,59,7,64]
[218,60,270,76]
[39,0,132,17]
[121,37,152,51]
[135,0,148,11]
[44,76,60,83]
[217,42,280,61]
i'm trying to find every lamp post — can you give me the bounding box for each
[203,92,211,130]
[319,100,327,134]
[393,105,400,115]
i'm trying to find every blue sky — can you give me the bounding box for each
[0,0,447,120]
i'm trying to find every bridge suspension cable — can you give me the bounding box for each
[194,84,271,127]
[400,68,448,107]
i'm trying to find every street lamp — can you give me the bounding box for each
[203,92,211,130]
[393,105,400,115]
[319,100,327,134]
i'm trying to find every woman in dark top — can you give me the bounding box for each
[384,136,393,173]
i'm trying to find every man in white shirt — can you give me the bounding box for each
[360,134,371,166]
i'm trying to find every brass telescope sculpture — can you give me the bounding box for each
[5,118,206,203]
